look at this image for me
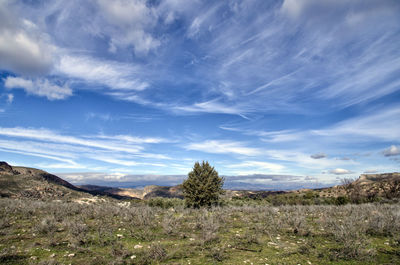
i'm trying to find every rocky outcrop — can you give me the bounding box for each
[356,173,400,184]
[0,161,19,175]
[0,161,13,172]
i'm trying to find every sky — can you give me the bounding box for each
[0,0,399,190]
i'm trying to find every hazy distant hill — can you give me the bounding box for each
[1,161,399,201]
[78,184,184,199]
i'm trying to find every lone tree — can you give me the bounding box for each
[182,161,224,208]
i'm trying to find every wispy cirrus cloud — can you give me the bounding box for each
[0,127,170,169]
[230,105,400,145]
[56,55,148,91]
[2,0,399,115]
[0,127,144,153]
[173,99,248,117]
[187,0,400,114]
[185,140,262,156]
[314,106,400,142]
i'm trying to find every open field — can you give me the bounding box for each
[1,198,400,265]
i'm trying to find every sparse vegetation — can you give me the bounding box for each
[1,197,400,264]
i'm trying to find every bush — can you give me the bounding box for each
[335,196,350,205]
[182,161,224,208]
[147,198,183,208]
[35,217,58,235]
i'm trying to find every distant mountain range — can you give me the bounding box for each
[1,161,399,201]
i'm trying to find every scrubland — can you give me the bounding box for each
[1,198,400,264]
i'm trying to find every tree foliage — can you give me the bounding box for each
[182,161,224,208]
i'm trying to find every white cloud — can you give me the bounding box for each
[0,2,54,75]
[56,55,148,91]
[4,76,72,100]
[383,145,400,157]
[6,94,13,104]
[329,168,353,175]
[226,161,284,173]
[186,140,261,156]
[95,0,160,55]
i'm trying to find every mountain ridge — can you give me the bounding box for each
[0,162,131,200]
[1,161,399,201]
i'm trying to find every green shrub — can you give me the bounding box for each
[335,196,350,205]
[182,161,224,208]
[147,198,183,208]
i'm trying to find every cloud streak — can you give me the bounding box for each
[0,127,170,170]
[186,140,262,156]
[56,55,149,91]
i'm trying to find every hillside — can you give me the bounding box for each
[0,162,128,200]
[78,184,184,199]
[318,172,400,199]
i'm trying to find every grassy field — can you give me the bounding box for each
[1,198,400,265]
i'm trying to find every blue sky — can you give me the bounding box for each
[0,0,399,189]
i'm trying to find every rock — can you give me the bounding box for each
[0,162,13,172]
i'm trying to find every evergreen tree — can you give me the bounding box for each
[182,161,224,208]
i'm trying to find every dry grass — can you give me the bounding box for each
[1,198,400,264]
